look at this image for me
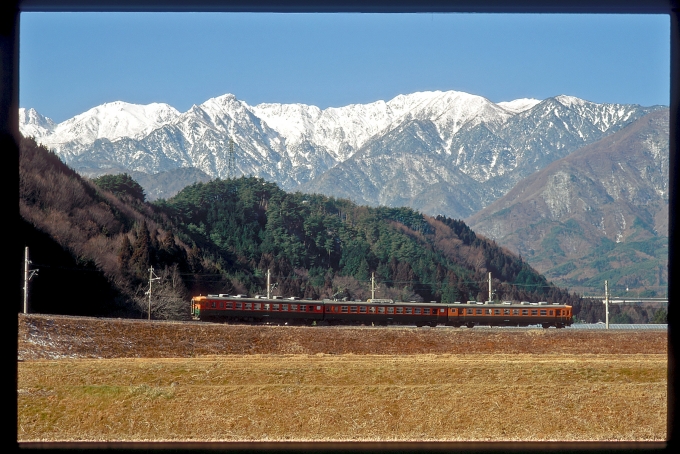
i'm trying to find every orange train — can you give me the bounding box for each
[191,295,573,328]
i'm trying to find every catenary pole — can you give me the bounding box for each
[23,246,28,314]
[372,272,375,300]
[148,266,153,320]
[488,272,492,302]
[147,266,160,320]
[605,280,609,329]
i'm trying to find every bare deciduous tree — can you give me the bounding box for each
[134,264,191,320]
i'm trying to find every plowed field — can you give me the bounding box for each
[17,314,667,442]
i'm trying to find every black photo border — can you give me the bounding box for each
[3,1,678,453]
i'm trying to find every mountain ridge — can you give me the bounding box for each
[21,91,665,217]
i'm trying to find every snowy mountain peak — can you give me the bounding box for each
[201,93,240,109]
[386,90,481,113]
[39,101,180,149]
[197,93,255,125]
[19,107,56,138]
[554,95,590,108]
[497,98,541,114]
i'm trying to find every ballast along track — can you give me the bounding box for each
[191,295,573,329]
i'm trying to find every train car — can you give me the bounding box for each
[192,294,572,328]
[323,299,447,326]
[191,294,324,324]
[446,301,572,328]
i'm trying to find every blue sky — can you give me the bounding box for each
[20,12,670,123]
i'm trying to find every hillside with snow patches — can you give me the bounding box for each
[20,91,664,219]
[469,107,668,278]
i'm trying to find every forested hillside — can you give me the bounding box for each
[20,137,205,319]
[20,136,603,321]
[156,177,570,305]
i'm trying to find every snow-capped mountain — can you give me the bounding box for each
[20,91,664,216]
[299,95,663,217]
[19,108,56,139]
[23,102,180,150]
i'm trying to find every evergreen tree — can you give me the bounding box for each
[92,173,146,201]
[118,235,133,270]
[130,221,151,277]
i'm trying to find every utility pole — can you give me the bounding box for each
[24,246,29,314]
[23,247,38,314]
[147,266,160,321]
[267,269,271,299]
[371,272,376,300]
[488,272,492,302]
[605,280,610,329]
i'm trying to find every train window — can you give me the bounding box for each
[378,307,385,314]
[467,309,473,315]
[504,309,510,315]
[476,309,483,315]
[282,304,288,311]
[245,303,252,310]
[485,309,492,315]
[405,308,412,314]
[236,303,242,310]
[211,302,216,308]
[254,303,261,310]
[360,306,367,313]
[494,309,500,315]
[414,308,421,315]
[273,304,279,311]
[291,304,298,311]
[387,307,394,314]
[226,303,233,309]
[522,309,528,315]
[540,310,547,316]
[423,308,430,315]
[440,308,446,313]
[219,302,223,308]
[549,310,553,315]
[396,307,403,314]
[369,307,376,314]
[350,306,358,313]
[341,306,348,313]
[316,306,321,311]
[513,309,519,315]
[300,305,306,312]
[531,310,538,316]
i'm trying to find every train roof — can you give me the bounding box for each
[194,295,571,308]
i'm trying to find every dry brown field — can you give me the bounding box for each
[17,314,667,442]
